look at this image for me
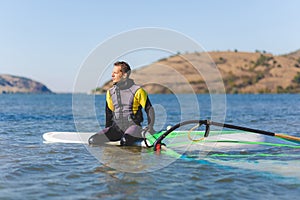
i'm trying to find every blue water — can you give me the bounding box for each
[1,94,300,199]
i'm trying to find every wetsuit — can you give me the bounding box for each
[88,79,155,146]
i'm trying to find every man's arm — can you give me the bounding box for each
[136,88,155,133]
[105,90,114,127]
[105,102,114,127]
[144,98,155,133]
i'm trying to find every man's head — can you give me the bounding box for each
[112,61,131,83]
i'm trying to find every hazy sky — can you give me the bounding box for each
[1,0,299,93]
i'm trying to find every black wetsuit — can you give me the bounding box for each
[88,79,155,145]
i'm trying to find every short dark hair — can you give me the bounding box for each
[114,61,131,77]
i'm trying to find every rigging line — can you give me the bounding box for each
[153,119,300,151]
[187,123,205,142]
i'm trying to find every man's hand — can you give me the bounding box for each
[142,126,156,135]
[147,126,156,134]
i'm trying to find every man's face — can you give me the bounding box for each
[112,65,124,83]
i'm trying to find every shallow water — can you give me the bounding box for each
[1,94,300,199]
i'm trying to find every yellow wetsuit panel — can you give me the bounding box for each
[132,88,148,114]
[106,90,115,111]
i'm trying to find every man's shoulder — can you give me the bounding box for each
[107,85,116,95]
[130,84,141,90]
[135,86,148,96]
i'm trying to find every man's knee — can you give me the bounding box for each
[88,133,108,145]
[124,125,142,137]
[120,134,144,146]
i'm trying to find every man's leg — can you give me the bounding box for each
[121,125,143,146]
[88,125,123,145]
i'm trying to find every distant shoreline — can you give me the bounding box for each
[0,74,53,94]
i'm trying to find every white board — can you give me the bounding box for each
[42,131,149,147]
[43,131,267,146]
[43,132,95,144]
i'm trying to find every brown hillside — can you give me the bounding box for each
[210,51,300,93]
[0,74,53,94]
[284,49,300,60]
[95,50,300,94]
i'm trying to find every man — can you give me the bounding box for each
[88,61,155,146]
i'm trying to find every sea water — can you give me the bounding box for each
[0,94,300,199]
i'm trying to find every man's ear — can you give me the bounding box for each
[123,73,128,79]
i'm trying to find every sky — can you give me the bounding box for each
[0,0,300,93]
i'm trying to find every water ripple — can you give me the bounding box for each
[1,94,300,199]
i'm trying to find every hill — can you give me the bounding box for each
[94,50,300,94]
[0,74,53,94]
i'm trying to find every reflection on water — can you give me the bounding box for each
[87,145,178,173]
